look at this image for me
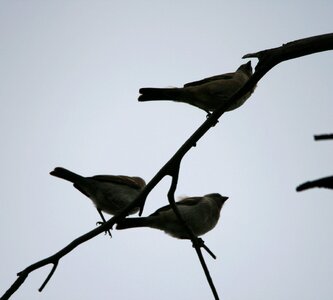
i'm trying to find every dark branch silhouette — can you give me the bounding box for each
[165,160,219,298]
[296,175,333,192]
[314,133,333,141]
[1,33,333,300]
[1,224,110,300]
[297,131,332,192]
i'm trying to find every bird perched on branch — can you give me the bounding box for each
[138,61,254,113]
[50,167,146,235]
[116,193,228,239]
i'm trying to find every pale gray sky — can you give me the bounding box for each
[1,1,333,300]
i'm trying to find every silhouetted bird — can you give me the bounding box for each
[296,175,333,192]
[139,61,254,113]
[50,167,146,235]
[116,193,228,239]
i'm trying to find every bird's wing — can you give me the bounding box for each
[184,73,234,87]
[150,197,201,216]
[73,184,90,198]
[91,175,143,189]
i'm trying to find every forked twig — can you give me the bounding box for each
[165,160,219,299]
[2,33,333,300]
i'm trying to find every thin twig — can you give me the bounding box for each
[38,262,58,292]
[1,223,112,300]
[296,175,333,191]
[165,160,219,299]
[192,242,220,300]
[2,32,333,300]
[166,160,217,259]
[200,241,217,260]
[314,134,333,141]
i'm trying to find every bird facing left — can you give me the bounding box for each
[139,61,255,113]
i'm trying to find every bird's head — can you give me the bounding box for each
[237,61,253,77]
[205,193,229,209]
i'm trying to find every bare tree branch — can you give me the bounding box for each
[296,175,333,192]
[1,223,111,300]
[2,32,333,300]
[243,33,333,66]
[136,34,333,215]
[38,262,58,292]
[165,159,219,298]
[314,134,333,141]
[296,131,332,192]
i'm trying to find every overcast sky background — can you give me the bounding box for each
[1,1,333,300]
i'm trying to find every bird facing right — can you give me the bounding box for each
[50,167,146,216]
[116,193,228,239]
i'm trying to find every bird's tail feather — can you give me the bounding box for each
[116,217,151,230]
[50,167,83,183]
[138,88,183,101]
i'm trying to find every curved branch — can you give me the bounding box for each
[165,160,219,299]
[137,33,333,214]
[166,161,216,258]
[2,32,333,300]
[314,134,333,141]
[1,224,110,300]
[296,175,333,192]
[38,262,58,292]
[243,33,333,67]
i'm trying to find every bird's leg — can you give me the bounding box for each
[96,209,112,237]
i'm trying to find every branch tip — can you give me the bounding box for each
[38,262,58,292]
